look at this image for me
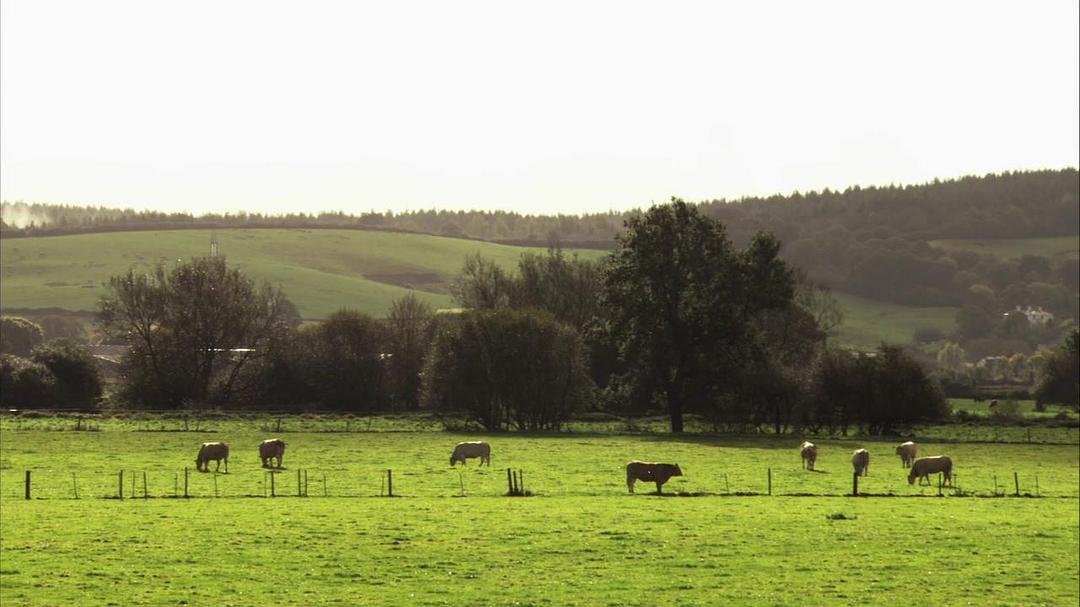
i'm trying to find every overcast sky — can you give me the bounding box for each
[2,1,1078,216]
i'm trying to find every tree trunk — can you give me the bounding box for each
[669,390,685,433]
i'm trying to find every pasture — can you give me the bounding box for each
[831,292,957,351]
[1,422,1078,606]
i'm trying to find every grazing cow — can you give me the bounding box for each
[195,442,229,473]
[852,449,870,477]
[800,441,818,471]
[908,456,953,486]
[259,438,286,468]
[450,441,491,466]
[626,461,683,494]
[895,441,917,468]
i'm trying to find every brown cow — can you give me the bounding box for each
[895,441,917,468]
[908,456,953,486]
[626,461,683,494]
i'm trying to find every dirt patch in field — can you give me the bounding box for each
[364,272,448,292]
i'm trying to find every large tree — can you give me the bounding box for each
[603,199,795,432]
[385,295,434,411]
[98,257,294,407]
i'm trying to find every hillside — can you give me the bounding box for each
[0,229,606,319]
[0,227,975,350]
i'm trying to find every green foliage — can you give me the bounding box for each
[1034,328,1080,407]
[291,309,389,411]
[805,346,949,435]
[0,354,55,407]
[604,199,795,432]
[36,314,87,342]
[0,316,44,356]
[98,256,295,408]
[422,309,591,430]
[385,294,434,410]
[30,340,102,407]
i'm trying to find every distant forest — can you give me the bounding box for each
[3,169,1078,317]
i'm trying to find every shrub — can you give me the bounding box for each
[0,316,44,357]
[0,354,56,407]
[31,340,103,407]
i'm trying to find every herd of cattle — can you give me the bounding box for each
[799,440,954,487]
[192,438,954,494]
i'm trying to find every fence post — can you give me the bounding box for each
[304,469,309,497]
[459,470,465,497]
[73,472,79,500]
[386,469,393,497]
[1014,471,1020,497]
[1035,475,1039,497]
[270,471,276,497]
[131,470,136,498]
[24,470,31,500]
[184,468,189,498]
[119,470,124,500]
[852,471,859,496]
[143,472,148,499]
[519,470,525,495]
[724,473,730,495]
[937,473,943,496]
[507,468,513,495]
[767,468,772,496]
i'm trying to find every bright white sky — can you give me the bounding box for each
[2,1,1078,216]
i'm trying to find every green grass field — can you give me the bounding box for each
[0,229,607,319]
[2,422,1078,606]
[929,235,1080,261]
[831,292,957,351]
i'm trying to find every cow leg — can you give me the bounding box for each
[627,477,635,494]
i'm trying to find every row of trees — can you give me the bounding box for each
[81,200,962,434]
[5,199,1074,429]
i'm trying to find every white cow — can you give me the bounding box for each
[895,441,917,468]
[852,448,870,477]
[908,456,953,486]
[800,441,818,471]
[450,441,491,466]
[260,438,286,468]
[195,442,229,473]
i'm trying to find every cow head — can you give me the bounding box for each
[671,464,683,476]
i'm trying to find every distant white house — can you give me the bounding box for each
[1003,305,1054,326]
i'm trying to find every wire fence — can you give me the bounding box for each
[5,466,1073,501]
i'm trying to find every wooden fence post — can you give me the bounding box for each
[519,470,525,495]
[304,469,309,497]
[131,470,136,498]
[852,471,859,496]
[184,468,189,498]
[1014,471,1020,497]
[143,472,148,499]
[386,469,393,497]
[297,469,302,497]
[119,470,124,500]
[73,472,79,500]
[24,470,30,500]
[270,471,276,497]
[767,468,772,496]
[459,470,465,497]
[937,473,943,496]
[507,468,513,495]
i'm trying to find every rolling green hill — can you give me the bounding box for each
[0,229,960,347]
[831,292,957,351]
[0,229,605,319]
[929,235,1080,261]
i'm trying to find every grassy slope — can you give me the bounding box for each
[1,229,973,346]
[831,292,957,350]
[1,428,1077,606]
[0,229,606,319]
[929,235,1080,261]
